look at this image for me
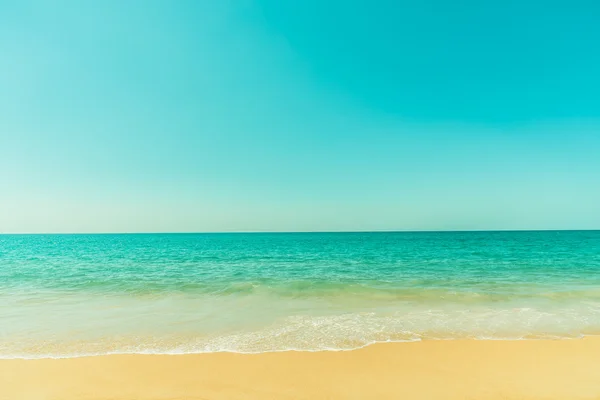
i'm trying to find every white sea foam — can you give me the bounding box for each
[3,335,595,360]
[1,306,598,359]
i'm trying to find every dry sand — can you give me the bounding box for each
[2,338,600,400]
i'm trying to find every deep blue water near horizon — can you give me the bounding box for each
[1,231,600,358]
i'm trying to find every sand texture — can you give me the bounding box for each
[2,338,600,400]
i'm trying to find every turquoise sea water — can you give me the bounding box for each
[1,231,600,358]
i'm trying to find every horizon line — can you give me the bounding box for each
[1,229,599,235]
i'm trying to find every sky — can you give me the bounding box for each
[1,0,599,233]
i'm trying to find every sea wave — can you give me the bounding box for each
[2,308,599,359]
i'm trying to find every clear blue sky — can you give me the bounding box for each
[1,0,599,233]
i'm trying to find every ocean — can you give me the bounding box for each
[1,231,599,358]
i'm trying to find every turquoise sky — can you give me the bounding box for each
[1,1,599,233]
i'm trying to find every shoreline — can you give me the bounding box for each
[2,338,600,399]
[1,334,597,360]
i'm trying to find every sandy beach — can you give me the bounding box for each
[2,338,600,400]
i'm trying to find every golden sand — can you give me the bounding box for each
[2,338,600,400]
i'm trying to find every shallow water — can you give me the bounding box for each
[1,231,599,358]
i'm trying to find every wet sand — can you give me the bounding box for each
[2,338,600,400]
